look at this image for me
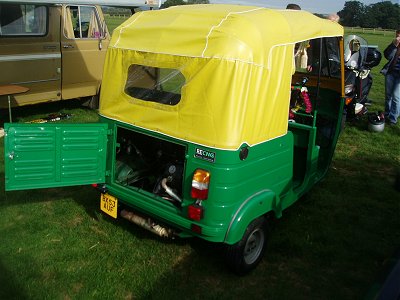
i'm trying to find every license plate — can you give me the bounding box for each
[100,193,118,218]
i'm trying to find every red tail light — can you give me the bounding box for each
[191,169,210,200]
[191,224,202,234]
[188,204,204,221]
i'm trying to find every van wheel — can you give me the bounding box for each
[82,94,99,110]
[88,94,99,109]
[225,216,267,275]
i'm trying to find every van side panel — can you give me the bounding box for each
[60,5,109,100]
[0,4,61,107]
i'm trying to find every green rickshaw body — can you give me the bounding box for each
[97,5,344,244]
[4,4,345,273]
[100,116,295,244]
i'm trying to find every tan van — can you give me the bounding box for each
[0,0,160,109]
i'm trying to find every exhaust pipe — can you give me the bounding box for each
[161,178,182,203]
[120,209,174,238]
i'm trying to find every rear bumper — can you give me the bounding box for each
[105,184,227,243]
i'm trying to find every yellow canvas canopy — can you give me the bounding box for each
[100,4,343,150]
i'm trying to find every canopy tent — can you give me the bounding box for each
[100,4,343,150]
[0,0,161,8]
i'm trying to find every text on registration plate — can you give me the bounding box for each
[100,193,118,218]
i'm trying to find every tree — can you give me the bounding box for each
[187,0,209,3]
[337,1,365,27]
[338,0,399,29]
[160,0,186,9]
[362,1,400,29]
[161,0,209,9]
[314,13,325,19]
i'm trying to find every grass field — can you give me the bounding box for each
[105,16,129,33]
[345,27,396,37]
[0,29,399,299]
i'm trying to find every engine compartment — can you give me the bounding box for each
[114,127,186,206]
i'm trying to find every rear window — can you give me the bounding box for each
[124,65,185,106]
[0,4,47,36]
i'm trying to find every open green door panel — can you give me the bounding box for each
[4,123,109,191]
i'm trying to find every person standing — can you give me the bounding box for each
[327,13,340,22]
[286,4,301,10]
[381,30,400,125]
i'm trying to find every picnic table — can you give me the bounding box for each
[0,84,29,123]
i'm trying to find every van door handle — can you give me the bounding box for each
[63,44,74,49]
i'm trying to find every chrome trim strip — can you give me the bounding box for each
[10,78,60,85]
[0,53,61,62]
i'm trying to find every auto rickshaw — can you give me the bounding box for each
[4,5,345,274]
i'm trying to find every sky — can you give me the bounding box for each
[209,0,386,14]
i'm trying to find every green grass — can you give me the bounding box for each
[0,33,400,299]
[105,16,130,33]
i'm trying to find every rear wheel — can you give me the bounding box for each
[225,216,268,275]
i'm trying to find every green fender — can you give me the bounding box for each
[223,189,281,245]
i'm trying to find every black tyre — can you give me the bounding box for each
[88,94,100,110]
[82,94,100,110]
[225,216,268,275]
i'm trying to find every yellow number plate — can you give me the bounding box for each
[100,193,118,219]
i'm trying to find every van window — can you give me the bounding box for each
[64,5,102,39]
[0,4,47,36]
[124,65,185,106]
